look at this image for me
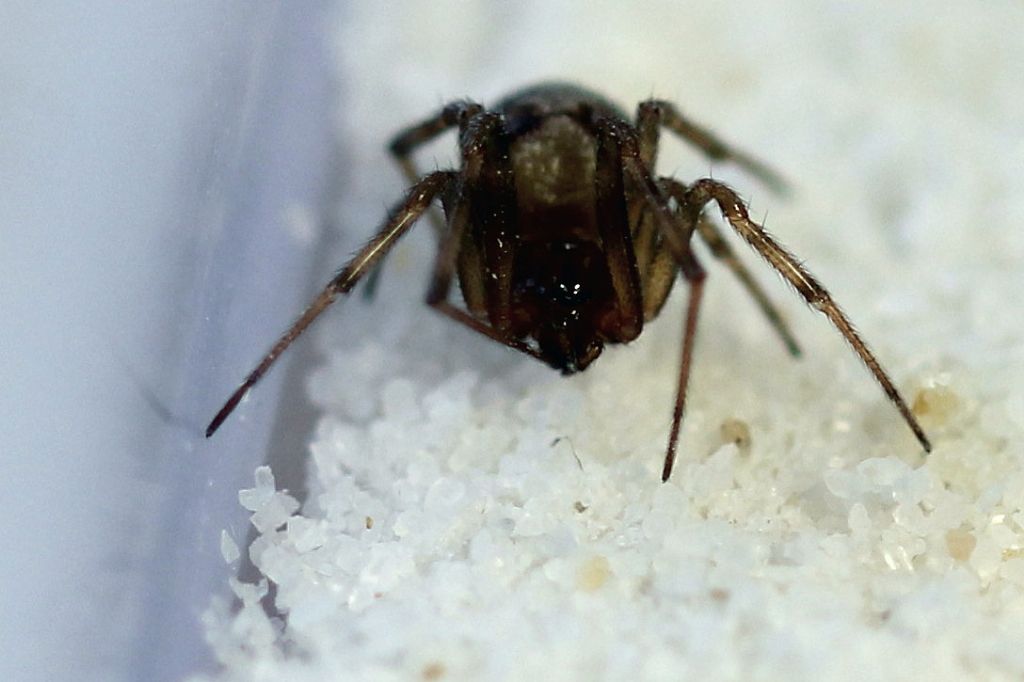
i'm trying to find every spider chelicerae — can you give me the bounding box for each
[207,81,931,481]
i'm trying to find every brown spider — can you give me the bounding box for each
[206,82,931,481]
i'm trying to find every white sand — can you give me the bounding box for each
[198,2,1024,680]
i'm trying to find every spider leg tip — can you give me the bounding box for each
[205,418,221,439]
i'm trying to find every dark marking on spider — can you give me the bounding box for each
[206,81,931,481]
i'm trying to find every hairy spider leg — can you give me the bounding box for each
[663,180,802,357]
[636,100,789,195]
[390,100,485,195]
[593,120,644,339]
[681,177,932,454]
[626,177,682,326]
[600,119,710,482]
[634,101,801,356]
[363,100,485,298]
[205,171,456,437]
[421,111,546,362]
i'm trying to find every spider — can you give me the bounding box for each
[206,81,931,481]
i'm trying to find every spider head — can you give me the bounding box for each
[536,317,604,374]
[511,240,614,374]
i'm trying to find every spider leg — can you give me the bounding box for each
[424,112,546,363]
[364,100,485,298]
[389,100,485,240]
[636,100,789,195]
[206,170,456,437]
[389,100,485,159]
[593,119,644,339]
[683,177,932,453]
[637,224,679,322]
[601,119,708,481]
[665,255,706,481]
[625,181,678,322]
[427,250,544,360]
[662,178,802,357]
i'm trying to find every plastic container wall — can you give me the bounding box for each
[1,3,335,680]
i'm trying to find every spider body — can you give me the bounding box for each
[472,85,635,373]
[208,82,931,481]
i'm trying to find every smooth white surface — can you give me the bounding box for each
[0,3,334,680]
